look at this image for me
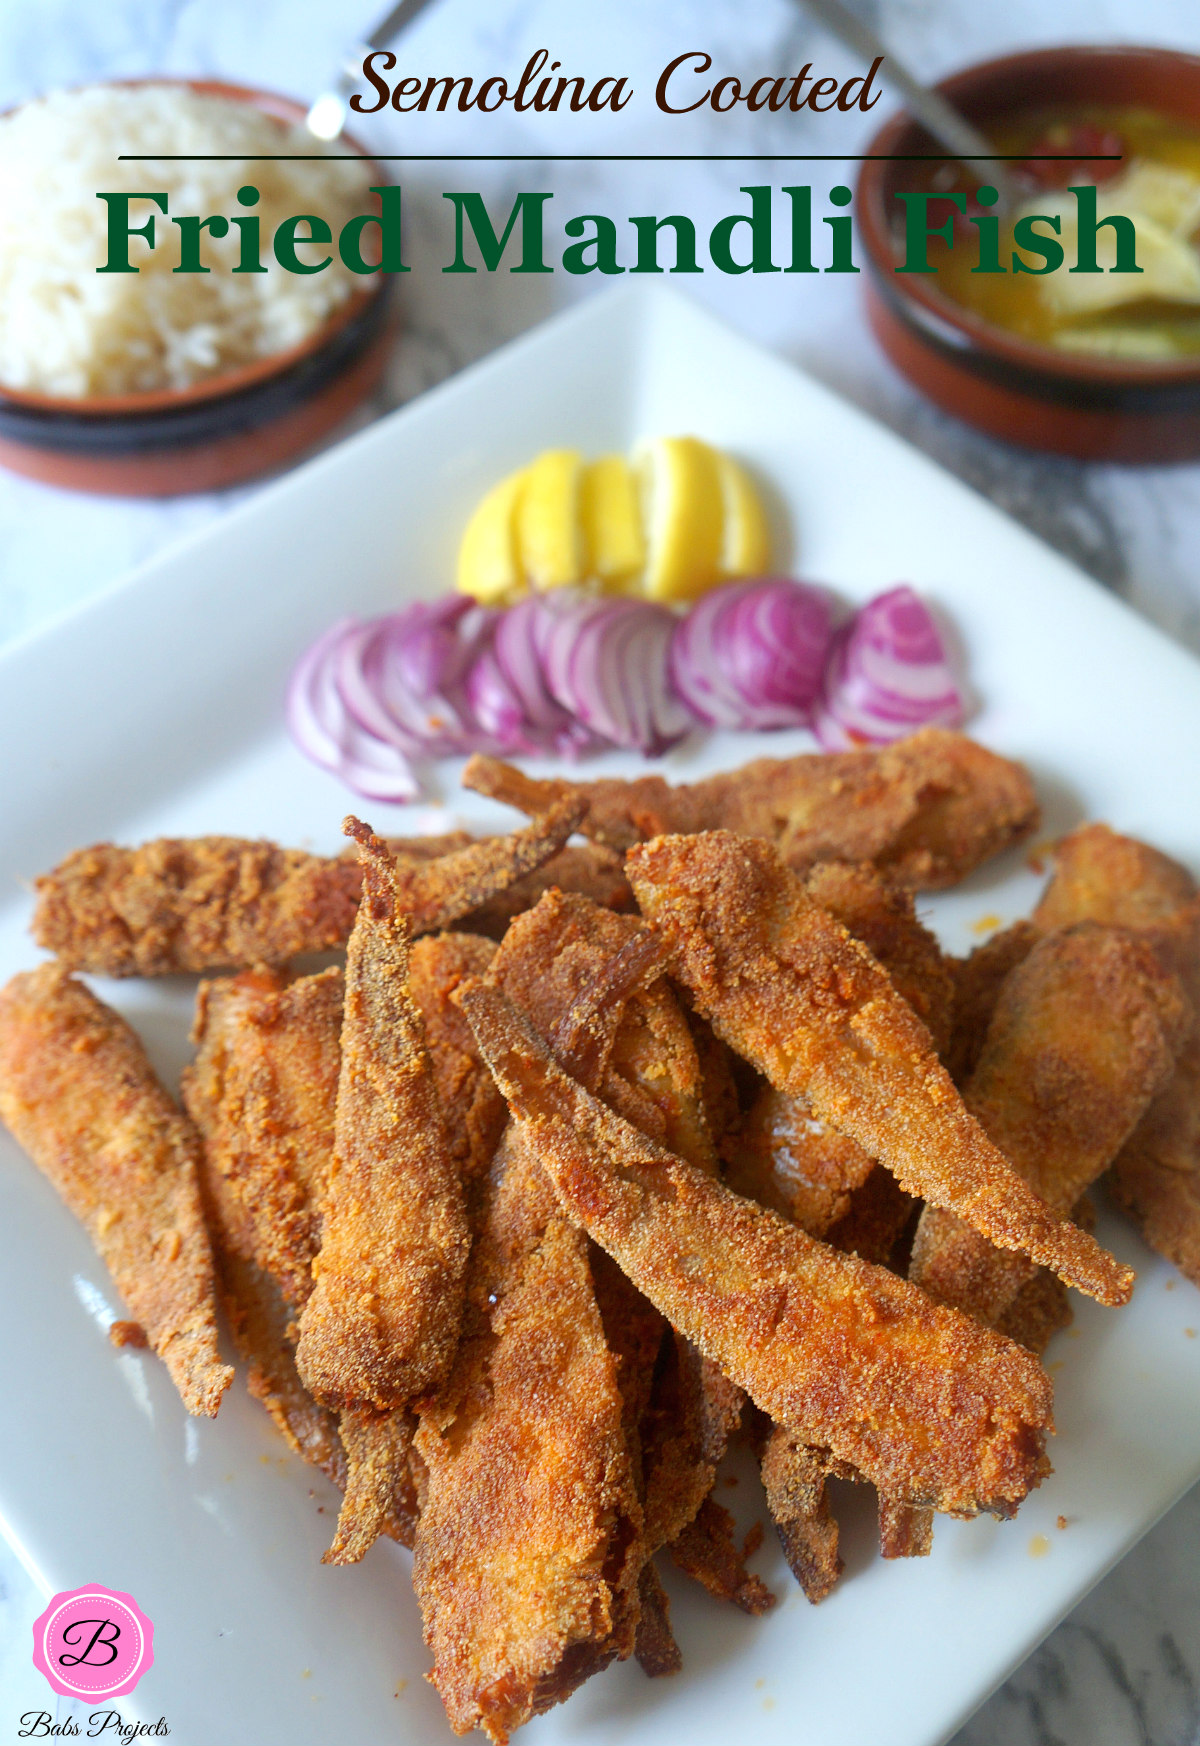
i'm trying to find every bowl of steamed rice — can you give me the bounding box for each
[0,80,391,495]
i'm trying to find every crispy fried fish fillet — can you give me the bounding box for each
[415,1141,636,1744]
[32,801,583,978]
[1034,824,1200,1289]
[1034,823,1197,935]
[1110,1031,1200,1285]
[456,843,633,939]
[409,933,505,1197]
[722,862,943,1267]
[459,983,1055,1519]
[0,964,231,1417]
[760,1428,843,1600]
[564,931,752,1625]
[724,1088,906,1265]
[185,965,342,1308]
[945,921,1041,1087]
[413,898,651,1743]
[804,861,955,1058]
[627,831,1131,1307]
[183,963,417,1560]
[296,821,469,1416]
[911,923,1189,1324]
[878,1493,934,1560]
[179,1067,350,1493]
[465,727,1038,889]
[351,835,633,940]
[668,1496,774,1616]
[631,1565,681,1678]
[996,1268,1073,1358]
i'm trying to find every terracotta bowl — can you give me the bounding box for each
[0,79,393,496]
[857,46,1200,464]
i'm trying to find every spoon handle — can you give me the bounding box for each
[801,0,1015,200]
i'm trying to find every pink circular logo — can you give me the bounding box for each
[32,1585,155,1700]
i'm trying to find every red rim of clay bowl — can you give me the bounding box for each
[0,78,392,489]
[857,47,1200,439]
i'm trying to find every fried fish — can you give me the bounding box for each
[465,727,1038,889]
[0,964,232,1417]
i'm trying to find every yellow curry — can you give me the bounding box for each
[926,106,1200,360]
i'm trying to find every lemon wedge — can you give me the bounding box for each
[581,454,645,588]
[717,452,771,577]
[516,448,585,591]
[635,435,724,603]
[456,467,527,603]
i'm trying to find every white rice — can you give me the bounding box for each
[0,84,377,397]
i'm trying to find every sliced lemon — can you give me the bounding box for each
[717,452,771,576]
[635,435,724,603]
[456,466,528,603]
[516,447,585,591]
[581,454,645,588]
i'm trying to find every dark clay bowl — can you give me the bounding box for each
[857,46,1200,464]
[0,79,392,496]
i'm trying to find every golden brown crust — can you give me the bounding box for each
[412,896,653,1744]
[459,982,1056,1519]
[183,965,342,1308]
[0,964,231,1417]
[803,861,955,1058]
[409,933,505,1196]
[187,1027,415,1560]
[32,803,584,978]
[911,924,1189,1323]
[996,1269,1073,1357]
[413,1136,638,1745]
[760,1428,843,1601]
[324,1409,418,1565]
[722,865,937,1268]
[1111,1027,1200,1287]
[1032,823,1200,1290]
[724,1088,915,1269]
[295,823,469,1415]
[632,1564,682,1678]
[628,831,1132,1307]
[946,922,1041,1087]
[1034,823,1197,935]
[639,1333,744,1570]
[878,1495,933,1560]
[668,1495,775,1616]
[465,728,1038,889]
[456,843,634,939]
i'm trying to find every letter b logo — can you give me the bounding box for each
[32,1587,154,1699]
[58,1617,122,1668]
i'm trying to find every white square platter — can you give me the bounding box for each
[2,283,1200,1746]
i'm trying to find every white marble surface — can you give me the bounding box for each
[1,2,1200,1743]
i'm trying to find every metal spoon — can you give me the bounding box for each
[800,0,1016,206]
[306,0,442,140]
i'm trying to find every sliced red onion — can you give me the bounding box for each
[465,640,543,755]
[670,578,835,730]
[475,593,597,757]
[813,586,965,751]
[285,618,420,801]
[539,593,693,755]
